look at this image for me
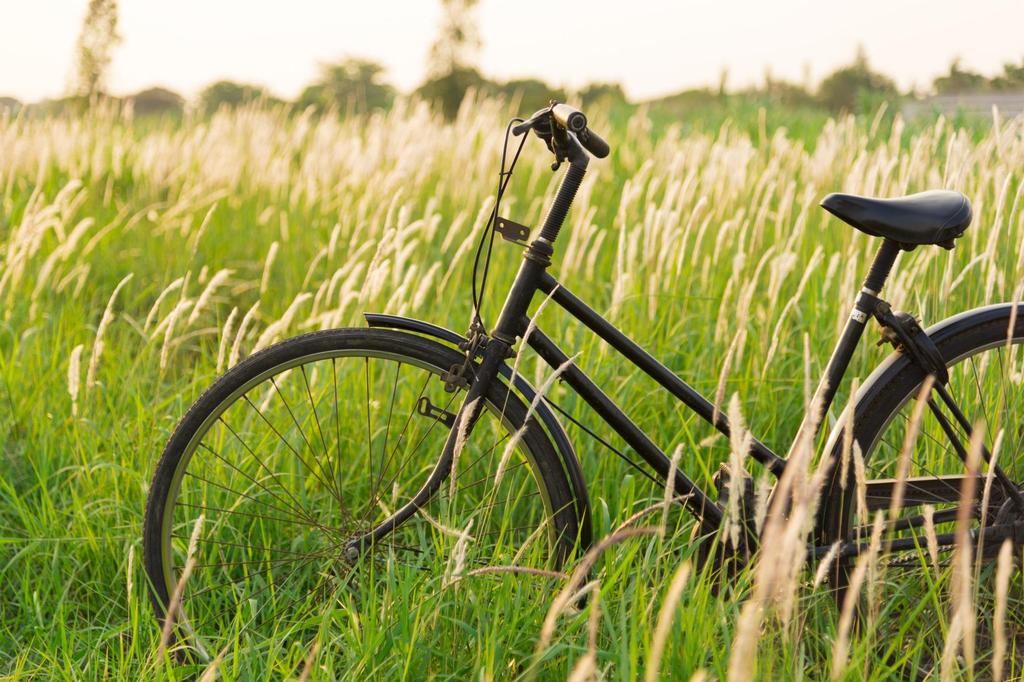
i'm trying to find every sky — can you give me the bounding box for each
[2,0,1023,103]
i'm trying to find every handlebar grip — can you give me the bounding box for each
[551,103,587,133]
[578,128,610,159]
[551,103,610,158]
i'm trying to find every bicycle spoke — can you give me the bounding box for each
[363,357,373,502]
[332,358,342,509]
[969,355,993,432]
[159,345,567,652]
[871,436,966,509]
[363,390,459,525]
[466,489,542,515]
[174,533,328,559]
[455,459,526,495]
[372,370,433,505]
[183,466,332,536]
[175,500,334,530]
[271,375,315,450]
[376,361,403,501]
[211,420,333,529]
[187,546,339,632]
[994,347,1014,433]
[301,364,343,506]
[188,533,389,577]
[239,396,340,506]
[896,409,961,460]
[199,436,320,529]
[458,430,513,478]
[189,538,348,575]
[268,376,338,499]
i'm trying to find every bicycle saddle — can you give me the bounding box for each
[820,190,972,246]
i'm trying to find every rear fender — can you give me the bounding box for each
[822,302,1024,459]
[364,313,593,550]
[816,302,1023,539]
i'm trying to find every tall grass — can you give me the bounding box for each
[0,96,1022,679]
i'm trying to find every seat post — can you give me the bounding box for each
[862,239,902,295]
[786,238,902,457]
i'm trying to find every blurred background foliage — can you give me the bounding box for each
[3,0,1022,137]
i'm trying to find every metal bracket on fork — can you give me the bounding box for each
[442,323,491,393]
[494,217,531,246]
[416,396,457,428]
[441,363,471,392]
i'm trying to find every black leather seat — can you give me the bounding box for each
[820,190,972,246]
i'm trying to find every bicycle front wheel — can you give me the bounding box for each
[142,327,583,660]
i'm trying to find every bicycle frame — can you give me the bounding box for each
[357,131,1013,561]
[425,132,909,549]
[483,240,901,534]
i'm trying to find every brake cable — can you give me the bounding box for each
[544,395,662,488]
[463,115,660,490]
[469,117,529,337]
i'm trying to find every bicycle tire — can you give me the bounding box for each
[142,327,584,657]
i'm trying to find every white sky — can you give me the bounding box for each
[2,0,1023,102]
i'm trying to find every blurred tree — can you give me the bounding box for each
[933,58,988,94]
[72,0,121,99]
[499,78,566,112]
[129,87,184,117]
[717,67,729,98]
[579,82,627,108]
[417,0,483,118]
[296,59,395,115]
[199,81,279,115]
[0,97,21,114]
[756,66,814,107]
[991,58,1024,91]
[417,67,491,119]
[817,46,898,112]
[428,0,480,77]
[760,80,816,108]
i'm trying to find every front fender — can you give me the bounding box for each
[364,313,593,550]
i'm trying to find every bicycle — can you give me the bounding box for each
[143,101,1024,665]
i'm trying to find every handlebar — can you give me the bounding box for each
[577,128,610,159]
[513,102,611,160]
[552,103,610,159]
[551,103,586,132]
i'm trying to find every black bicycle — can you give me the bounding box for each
[143,102,1024,662]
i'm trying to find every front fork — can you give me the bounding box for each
[345,150,588,557]
[344,336,512,557]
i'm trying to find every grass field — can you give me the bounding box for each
[1,97,1023,680]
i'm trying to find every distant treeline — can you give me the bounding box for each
[3,49,1023,121]
[0,60,624,120]
[5,0,1023,122]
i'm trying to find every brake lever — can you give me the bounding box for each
[548,125,570,170]
[511,107,567,170]
[512,107,552,136]
[511,117,537,137]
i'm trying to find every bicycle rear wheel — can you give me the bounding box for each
[819,304,1024,675]
[142,328,583,660]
